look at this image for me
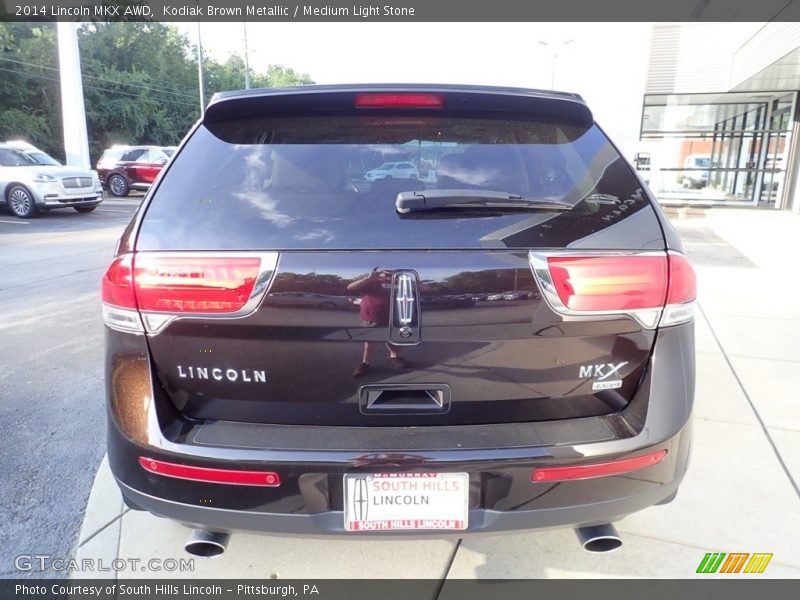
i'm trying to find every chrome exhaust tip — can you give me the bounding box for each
[575,524,622,553]
[184,530,230,558]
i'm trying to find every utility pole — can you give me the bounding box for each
[196,21,206,115]
[56,22,91,169]
[243,22,251,89]
[537,39,574,90]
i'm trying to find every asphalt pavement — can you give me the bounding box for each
[0,194,142,577]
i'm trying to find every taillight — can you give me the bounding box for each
[662,252,697,326]
[355,92,445,109]
[531,450,667,483]
[101,254,142,333]
[546,255,667,311]
[102,254,137,308]
[139,457,280,487]
[101,252,278,333]
[134,255,261,313]
[530,251,696,328]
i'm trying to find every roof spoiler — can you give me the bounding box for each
[203,84,593,127]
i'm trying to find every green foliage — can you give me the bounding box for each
[0,22,314,162]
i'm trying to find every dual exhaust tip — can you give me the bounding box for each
[184,524,621,557]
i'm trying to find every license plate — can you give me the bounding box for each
[344,472,469,531]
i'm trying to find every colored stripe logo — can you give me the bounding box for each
[697,552,773,574]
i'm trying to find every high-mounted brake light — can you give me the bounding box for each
[529,251,696,328]
[101,252,279,333]
[531,450,667,483]
[139,457,280,487]
[355,93,445,109]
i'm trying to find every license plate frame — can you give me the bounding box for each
[343,472,469,532]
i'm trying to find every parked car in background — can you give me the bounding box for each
[364,161,419,182]
[96,145,171,197]
[680,155,712,189]
[0,144,102,218]
[4,140,62,166]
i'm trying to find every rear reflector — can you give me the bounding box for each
[139,457,281,487]
[546,255,668,311]
[355,93,445,109]
[531,450,667,483]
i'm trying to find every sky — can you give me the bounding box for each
[175,22,652,157]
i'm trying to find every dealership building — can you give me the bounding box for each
[640,19,800,212]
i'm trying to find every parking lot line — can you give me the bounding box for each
[0,219,29,224]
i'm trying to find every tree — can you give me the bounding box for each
[0,23,60,156]
[204,53,313,96]
[0,23,315,162]
[77,22,200,157]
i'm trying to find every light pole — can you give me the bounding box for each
[243,22,251,90]
[56,22,91,169]
[537,38,574,90]
[196,21,205,116]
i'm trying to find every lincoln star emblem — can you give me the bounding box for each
[395,273,415,326]
[352,477,369,521]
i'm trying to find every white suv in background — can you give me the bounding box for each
[0,144,102,218]
[364,161,420,181]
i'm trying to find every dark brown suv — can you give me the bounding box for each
[96,145,171,197]
[102,85,696,557]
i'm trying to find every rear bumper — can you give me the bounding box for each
[106,323,695,537]
[116,455,686,538]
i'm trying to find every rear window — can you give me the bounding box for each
[137,114,658,250]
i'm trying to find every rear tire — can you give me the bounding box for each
[74,205,98,213]
[7,185,39,218]
[108,174,129,197]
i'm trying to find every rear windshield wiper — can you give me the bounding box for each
[396,190,575,214]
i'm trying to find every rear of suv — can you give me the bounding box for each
[103,85,695,550]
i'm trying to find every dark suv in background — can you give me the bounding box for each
[102,85,695,557]
[97,145,172,197]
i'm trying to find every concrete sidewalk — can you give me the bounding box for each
[73,208,800,579]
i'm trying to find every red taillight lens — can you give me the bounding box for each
[546,256,668,311]
[666,253,697,304]
[101,254,137,308]
[133,255,261,313]
[355,93,445,109]
[531,450,667,483]
[139,457,280,487]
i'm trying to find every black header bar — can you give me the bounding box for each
[2,0,800,22]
